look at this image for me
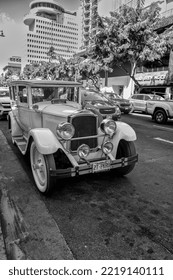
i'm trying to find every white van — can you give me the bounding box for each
[0,87,11,119]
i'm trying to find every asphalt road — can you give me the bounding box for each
[0,113,173,260]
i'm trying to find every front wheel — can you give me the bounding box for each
[30,141,56,194]
[153,109,167,124]
[114,140,137,176]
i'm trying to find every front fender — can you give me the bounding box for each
[8,111,23,136]
[29,128,60,155]
[108,121,137,158]
[115,121,137,142]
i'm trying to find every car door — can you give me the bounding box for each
[132,94,144,111]
[17,85,32,134]
[143,95,152,111]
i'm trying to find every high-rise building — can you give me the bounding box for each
[80,0,99,49]
[23,0,79,65]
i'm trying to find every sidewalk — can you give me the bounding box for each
[0,129,74,260]
[0,218,6,259]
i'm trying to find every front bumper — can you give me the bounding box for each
[0,109,10,117]
[120,106,132,113]
[50,154,138,178]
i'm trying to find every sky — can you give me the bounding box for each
[0,0,81,73]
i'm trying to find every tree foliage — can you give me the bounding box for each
[87,2,172,88]
[22,55,103,90]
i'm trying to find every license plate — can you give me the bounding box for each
[92,160,111,173]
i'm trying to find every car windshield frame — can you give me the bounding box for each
[31,86,80,104]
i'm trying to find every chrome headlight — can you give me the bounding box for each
[100,119,117,136]
[102,141,113,155]
[56,122,75,140]
[77,144,90,158]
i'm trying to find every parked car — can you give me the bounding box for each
[146,98,173,124]
[130,93,164,113]
[81,88,121,122]
[103,92,132,114]
[0,87,11,119]
[8,80,138,194]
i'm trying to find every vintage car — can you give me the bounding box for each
[8,80,138,195]
[0,87,11,119]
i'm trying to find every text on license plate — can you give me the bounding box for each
[92,160,111,173]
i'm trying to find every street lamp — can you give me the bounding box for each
[0,30,5,37]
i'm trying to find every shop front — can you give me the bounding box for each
[135,70,173,99]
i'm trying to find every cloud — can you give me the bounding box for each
[0,13,26,73]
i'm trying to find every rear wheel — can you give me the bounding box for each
[30,141,56,194]
[153,109,167,124]
[114,140,136,176]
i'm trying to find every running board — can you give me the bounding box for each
[13,136,27,154]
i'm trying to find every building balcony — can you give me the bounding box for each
[84,26,90,32]
[84,32,90,38]
[84,17,90,23]
[84,8,90,15]
[84,0,90,5]
[84,33,89,39]
[23,14,35,25]
[92,1,98,8]
[84,3,90,9]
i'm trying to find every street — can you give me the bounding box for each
[0,113,173,260]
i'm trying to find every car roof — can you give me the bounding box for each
[9,80,82,87]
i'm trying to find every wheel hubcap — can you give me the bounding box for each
[156,113,163,122]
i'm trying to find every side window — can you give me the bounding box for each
[137,95,143,100]
[144,95,151,100]
[32,88,44,104]
[18,86,28,103]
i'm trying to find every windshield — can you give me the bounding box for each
[31,87,80,104]
[105,93,121,99]
[82,91,108,102]
[0,90,9,97]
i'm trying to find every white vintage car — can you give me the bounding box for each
[8,80,138,194]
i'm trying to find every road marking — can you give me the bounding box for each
[153,125,173,132]
[154,137,173,145]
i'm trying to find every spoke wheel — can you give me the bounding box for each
[30,141,55,194]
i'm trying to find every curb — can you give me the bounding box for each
[0,129,74,260]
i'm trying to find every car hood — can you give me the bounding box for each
[86,100,115,108]
[0,97,10,102]
[110,98,130,104]
[37,102,82,118]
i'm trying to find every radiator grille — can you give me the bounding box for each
[99,108,115,115]
[69,114,98,151]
